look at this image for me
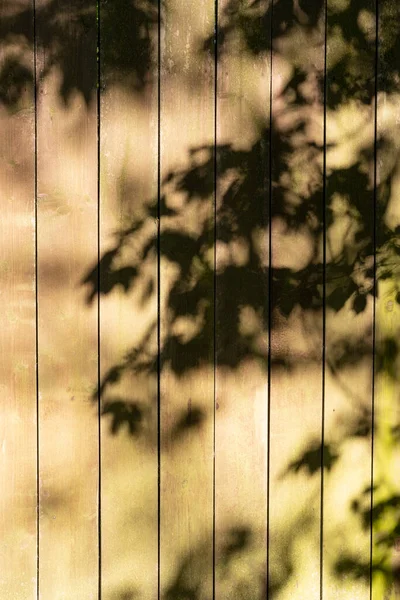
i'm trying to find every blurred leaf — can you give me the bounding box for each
[285,442,339,476]
[353,293,367,314]
[102,398,145,436]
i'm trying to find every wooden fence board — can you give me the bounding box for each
[373,2,400,597]
[322,1,376,598]
[0,2,37,598]
[159,1,215,597]
[98,0,159,597]
[2,1,400,597]
[215,1,270,598]
[269,1,325,597]
[35,1,99,597]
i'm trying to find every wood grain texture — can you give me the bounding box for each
[373,2,400,597]
[0,2,37,598]
[322,1,376,598]
[3,1,400,597]
[159,1,215,597]
[269,1,325,597]
[35,1,99,597]
[98,0,159,597]
[215,1,270,598]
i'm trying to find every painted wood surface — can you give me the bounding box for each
[0,1,399,599]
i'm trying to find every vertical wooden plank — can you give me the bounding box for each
[159,0,215,596]
[0,1,37,597]
[269,1,325,596]
[322,1,376,598]
[215,1,270,597]
[35,1,99,597]
[373,1,400,597]
[97,0,159,597]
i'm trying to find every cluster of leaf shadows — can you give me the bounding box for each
[2,0,400,597]
[0,0,158,108]
[83,1,400,597]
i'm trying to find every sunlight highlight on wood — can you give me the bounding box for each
[0,2,36,597]
[159,1,215,596]
[1,1,400,598]
[215,1,270,597]
[35,1,99,597]
[98,0,159,597]
[269,1,325,597]
[373,3,400,595]
[322,1,376,598]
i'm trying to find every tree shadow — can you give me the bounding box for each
[0,0,159,109]
[163,522,292,600]
[79,1,400,595]
[3,0,400,596]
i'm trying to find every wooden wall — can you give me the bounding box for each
[0,0,400,598]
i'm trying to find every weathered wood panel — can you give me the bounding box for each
[98,0,159,598]
[323,1,376,598]
[159,1,215,597]
[2,1,400,598]
[373,2,400,598]
[215,1,270,598]
[35,1,99,597]
[269,1,325,597]
[0,2,37,598]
